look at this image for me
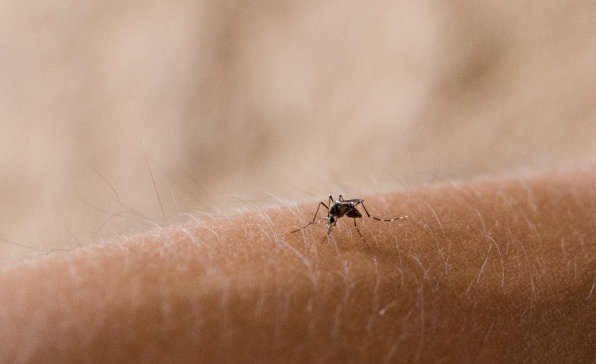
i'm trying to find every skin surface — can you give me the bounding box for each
[1,167,596,363]
[1,0,596,260]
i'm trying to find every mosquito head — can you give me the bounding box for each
[328,215,336,224]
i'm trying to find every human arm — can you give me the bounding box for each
[0,167,595,363]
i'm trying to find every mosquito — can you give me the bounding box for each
[291,194,407,246]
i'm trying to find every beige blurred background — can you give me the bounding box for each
[0,0,595,265]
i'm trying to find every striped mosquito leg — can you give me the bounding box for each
[360,202,407,222]
[352,218,369,248]
[291,201,329,233]
[370,215,407,222]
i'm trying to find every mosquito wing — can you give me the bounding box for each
[341,198,364,205]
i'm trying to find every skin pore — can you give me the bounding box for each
[0,166,595,363]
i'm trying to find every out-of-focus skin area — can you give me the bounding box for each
[1,0,596,265]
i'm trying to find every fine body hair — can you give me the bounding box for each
[0,167,595,362]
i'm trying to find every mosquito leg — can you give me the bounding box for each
[352,218,369,248]
[360,202,408,222]
[291,201,329,233]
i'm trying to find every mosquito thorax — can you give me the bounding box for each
[328,203,341,216]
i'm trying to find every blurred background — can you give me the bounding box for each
[0,0,595,265]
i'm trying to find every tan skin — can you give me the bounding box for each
[0,167,595,363]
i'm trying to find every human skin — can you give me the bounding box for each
[0,167,595,363]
